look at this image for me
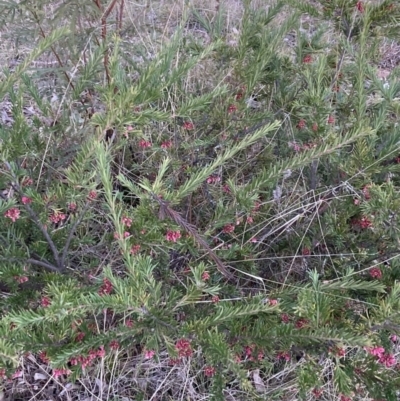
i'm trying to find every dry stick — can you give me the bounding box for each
[152,194,234,280]
[0,257,60,272]
[96,0,120,85]
[118,0,125,33]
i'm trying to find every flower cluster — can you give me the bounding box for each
[139,139,152,148]
[69,346,106,369]
[227,104,237,113]
[109,340,120,350]
[222,224,235,234]
[161,140,172,149]
[206,175,221,184]
[202,271,210,281]
[15,275,28,284]
[130,244,141,255]
[144,349,156,359]
[175,338,193,357]
[98,278,113,295]
[369,267,382,279]
[49,211,66,224]
[243,344,264,362]
[297,119,306,129]
[295,318,309,329]
[366,346,396,368]
[182,121,194,130]
[276,351,290,361]
[352,216,372,229]
[88,190,97,200]
[204,366,216,377]
[53,368,71,378]
[166,230,181,242]
[4,207,20,222]
[41,296,51,307]
[121,216,132,227]
[21,196,32,205]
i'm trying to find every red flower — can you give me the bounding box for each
[175,338,193,357]
[352,216,372,229]
[139,139,152,148]
[41,296,51,307]
[362,185,371,200]
[340,395,351,401]
[268,299,278,306]
[166,230,181,242]
[38,351,50,364]
[144,349,156,359]
[378,353,396,367]
[295,318,309,329]
[222,184,231,193]
[204,366,216,377]
[222,224,235,234]
[96,346,106,358]
[246,216,254,224]
[312,388,323,398]
[356,1,364,12]
[98,278,113,295]
[15,276,28,284]
[21,177,33,186]
[369,267,382,279]
[183,121,194,130]
[161,140,172,149]
[277,351,290,361]
[227,104,237,114]
[75,332,85,342]
[297,119,306,129]
[4,207,20,222]
[49,211,66,224]
[202,271,210,281]
[366,346,385,358]
[109,340,120,350]
[211,295,220,303]
[68,202,77,211]
[302,247,311,256]
[121,216,132,227]
[21,196,32,205]
[235,92,243,101]
[53,368,71,378]
[281,313,290,323]
[88,190,97,200]
[336,347,346,357]
[206,175,221,184]
[302,54,312,64]
[130,244,141,255]
[327,115,335,125]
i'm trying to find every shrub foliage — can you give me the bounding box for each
[1,0,400,400]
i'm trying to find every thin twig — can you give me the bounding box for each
[0,257,60,273]
[118,0,124,33]
[6,178,62,270]
[60,202,90,268]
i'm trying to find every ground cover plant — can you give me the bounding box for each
[1,0,400,400]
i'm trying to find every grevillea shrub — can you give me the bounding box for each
[1,0,400,400]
